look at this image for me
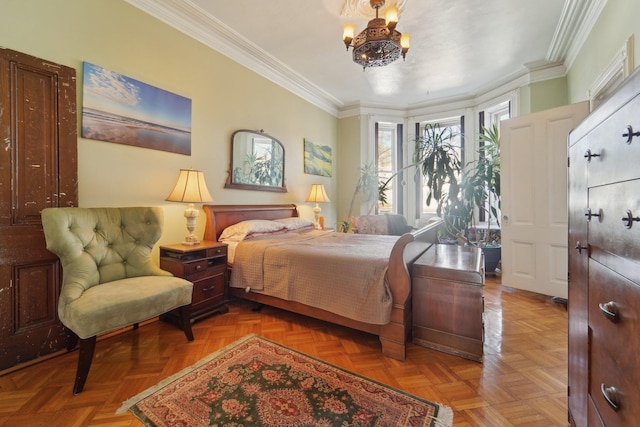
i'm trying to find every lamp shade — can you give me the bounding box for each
[305,184,330,203]
[166,169,213,203]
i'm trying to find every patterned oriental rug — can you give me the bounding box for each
[117,334,453,427]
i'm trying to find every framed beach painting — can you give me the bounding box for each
[304,139,332,177]
[81,62,192,155]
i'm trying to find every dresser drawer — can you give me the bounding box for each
[589,179,640,273]
[588,260,640,376]
[192,272,226,306]
[587,91,640,187]
[589,335,640,426]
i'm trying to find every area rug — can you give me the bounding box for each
[117,334,453,426]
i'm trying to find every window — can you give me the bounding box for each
[414,116,464,216]
[478,101,510,223]
[375,122,402,214]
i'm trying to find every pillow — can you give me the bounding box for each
[273,217,315,230]
[219,220,286,242]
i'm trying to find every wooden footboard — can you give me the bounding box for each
[202,204,442,361]
[380,223,442,359]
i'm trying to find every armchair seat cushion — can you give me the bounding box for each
[61,275,193,339]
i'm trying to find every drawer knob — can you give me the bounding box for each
[598,301,619,323]
[574,241,588,254]
[622,125,640,144]
[621,209,640,229]
[196,264,202,270]
[584,208,601,222]
[600,383,620,411]
[583,149,600,162]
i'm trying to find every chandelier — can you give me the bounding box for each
[342,0,410,70]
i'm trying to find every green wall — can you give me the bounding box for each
[336,115,362,227]
[530,77,569,113]
[0,0,338,244]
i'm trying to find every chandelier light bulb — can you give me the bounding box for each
[343,23,355,48]
[385,7,398,29]
[341,0,410,69]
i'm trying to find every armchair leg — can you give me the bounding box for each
[179,305,194,341]
[66,332,79,351]
[73,336,97,394]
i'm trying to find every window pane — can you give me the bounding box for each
[377,122,397,213]
[417,118,462,215]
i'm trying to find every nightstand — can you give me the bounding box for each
[160,241,228,323]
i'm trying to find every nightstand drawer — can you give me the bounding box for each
[207,245,227,258]
[192,272,225,305]
[184,259,210,275]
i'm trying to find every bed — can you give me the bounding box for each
[202,204,442,360]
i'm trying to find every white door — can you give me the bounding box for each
[501,102,589,298]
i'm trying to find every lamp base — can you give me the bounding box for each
[182,234,200,246]
[313,204,322,230]
[182,204,200,245]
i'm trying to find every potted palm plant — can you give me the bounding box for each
[413,123,462,219]
[442,124,501,271]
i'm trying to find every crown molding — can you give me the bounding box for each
[127,0,599,119]
[125,0,342,116]
[547,0,608,70]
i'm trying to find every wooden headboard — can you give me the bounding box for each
[202,204,299,241]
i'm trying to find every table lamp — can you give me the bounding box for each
[166,169,213,245]
[305,184,330,230]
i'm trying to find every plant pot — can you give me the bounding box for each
[482,245,501,274]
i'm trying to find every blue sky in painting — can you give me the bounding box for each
[82,62,191,132]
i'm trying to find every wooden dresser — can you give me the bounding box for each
[568,68,640,426]
[412,244,485,362]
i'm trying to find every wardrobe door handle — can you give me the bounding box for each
[622,125,640,143]
[598,301,619,323]
[575,241,588,254]
[601,384,620,411]
[584,149,600,161]
[585,208,601,221]
[621,209,640,229]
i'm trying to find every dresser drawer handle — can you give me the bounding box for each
[195,264,202,270]
[583,149,600,162]
[622,125,640,144]
[598,301,619,323]
[584,208,601,221]
[574,241,588,254]
[201,286,214,292]
[601,384,620,411]
[621,209,640,229]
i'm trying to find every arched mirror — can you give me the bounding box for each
[225,129,287,192]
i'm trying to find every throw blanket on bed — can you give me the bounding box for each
[230,231,398,325]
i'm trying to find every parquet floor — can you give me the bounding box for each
[0,275,569,426]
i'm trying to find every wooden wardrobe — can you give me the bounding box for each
[568,67,640,425]
[0,48,77,370]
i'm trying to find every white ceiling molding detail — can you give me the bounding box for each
[546,0,608,70]
[588,35,635,110]
[125,0,342,116]
[127,0,602,118]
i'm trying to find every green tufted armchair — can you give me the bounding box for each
[41,207,194,394]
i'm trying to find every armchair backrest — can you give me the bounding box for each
[41,207,169,305]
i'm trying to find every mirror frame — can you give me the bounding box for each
[224,129,287,192]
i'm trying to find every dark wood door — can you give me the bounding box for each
[0,48,77,370]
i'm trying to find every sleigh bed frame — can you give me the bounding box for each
[202,204,442,360]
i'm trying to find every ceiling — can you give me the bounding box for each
[127,0,605,115]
